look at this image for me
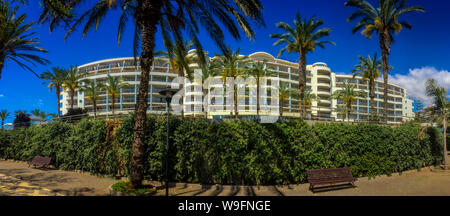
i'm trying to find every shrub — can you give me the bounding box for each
[0,116,444,185]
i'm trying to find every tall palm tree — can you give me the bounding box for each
[215,48,251,119]
[420,79,449,169]
[0,1,49,79]
[105,75,129,118]
[331,83,367,122]
[41,67,68,117]
[81,79,104,119]
[345,0,424,123]
[200,59,221,119]
[350,53,383,118]
[62,66,85,110]
[0,109,10,129]
[278,82,299,118]
[270,12,335,117]
[39,0,264,189]
[245,60,276,116]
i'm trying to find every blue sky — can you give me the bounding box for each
[0,0,449,123]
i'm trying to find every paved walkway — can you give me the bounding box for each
[1,160,450,196]
[0,160,117,196]
[0,173,63,196]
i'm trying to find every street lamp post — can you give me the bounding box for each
[158,88,178,196]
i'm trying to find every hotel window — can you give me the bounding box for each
[279,66,288,72]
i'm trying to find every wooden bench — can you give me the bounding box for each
[307,167,357,192]
[28,156,52,168]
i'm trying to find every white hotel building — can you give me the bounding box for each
[60,52,415,124]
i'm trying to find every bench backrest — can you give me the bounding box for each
[31,156,51,164]
[307,167,353,181]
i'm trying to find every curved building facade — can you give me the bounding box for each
[60,52,414,124]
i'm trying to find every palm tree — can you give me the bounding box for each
[200,59,221,119]
[245,61,276,116]
[0,1,49,79]
[270,12,335,117]
[336,104,350,122]
[31,109,47,123]
[350,53,382,118]
[156,39,196,118]
[157,39,195,79]
[39,0,264,189]
[31,109,47,119]
[420,79,449,169]
[331,83,367,122]
[105,75,129,118]
[0,109,10,129]
[345,0,424,123]
[301,89,320,118]
[15,110,26,116]
[62,66,85,110]
[278,82,299,118]
[81,79,104,119]
[41,67,68,117]
[215,48,251,119]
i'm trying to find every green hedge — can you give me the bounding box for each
[0,115,444,185]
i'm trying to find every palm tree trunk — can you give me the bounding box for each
[203,88,208,119]
[112,96,115,118]
[93,101,97,119]
[379,32,391,124]
[256,78,260,116]
[178,70,185,119]
[130,0,163,189]
[56,87,61,118]
[347,102,351,122]
[444,114,447,169]
[69,89,75,109]
[1,119,4,129]
[234,86,238,119]
[279,99,283,117]
[369,79,375,119]
[298,53,307,118]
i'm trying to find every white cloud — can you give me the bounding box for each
[335,71,348,76]
[389,67,450,106]
[0,94,4,98]
[33,99,44,108]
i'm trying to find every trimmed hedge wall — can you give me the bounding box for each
[0,115,444,185]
